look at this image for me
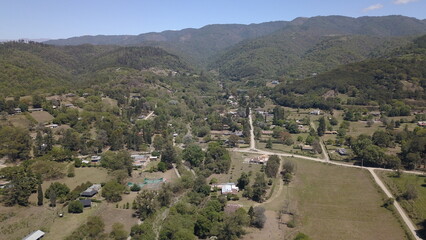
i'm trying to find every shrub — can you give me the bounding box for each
[68,200,83,213]
[130,184,141,192]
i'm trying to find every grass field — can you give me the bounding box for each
[30,111,54,123]
[209,151,262,184]
[378,171,426,227]
[261,159,410,240]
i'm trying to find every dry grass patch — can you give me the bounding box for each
[30,111,54,123]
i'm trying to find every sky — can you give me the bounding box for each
[0,0,425,40]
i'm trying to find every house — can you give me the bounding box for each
[262,130,273,135]
[91,156,101,163]
[64,104,74,108]
[369,111,381,116]
[131,154,150,168]
[14,108,21,114]
[23,230,45,240]
[310,110,321,115]
[80,184,101,197]
[249,155,269,164]
[66,93,76,97]
[82,160,90,164]
[301,145,314,151]
[337,148,348,155]
[418,121,426,127]
[212,183,239,194]
[271,80,279,85]
[45,124,58,129]
[79,199,92,208]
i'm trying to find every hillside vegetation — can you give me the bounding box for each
[0,42,191,96]
[272,35,426,109]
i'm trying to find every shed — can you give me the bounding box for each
[80,189,97,197]
[79,199,92,208]
[337,148,348,155]
[23,230,45,240]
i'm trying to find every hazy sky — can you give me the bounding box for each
[0,0,425,39]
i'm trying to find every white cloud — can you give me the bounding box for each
[363,3,384,12]
[394,0,419,4]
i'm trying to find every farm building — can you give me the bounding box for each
[79,199,92,208]
[418,121,426,127]
[301,145,314,151]
[80,184,101,197]
[131,154,150,168]
[91,156,101,163]
[310,110,321,115]
[23,230,45,240]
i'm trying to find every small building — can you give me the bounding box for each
[14,108,21,114]
[301,145,314,151]
[249,155,269,164]
[80,190,97,197]
[271,80,279,85]
[65,93,76,97]
[23,230,45,240]
[79,199,92,208]
[337,148,348,155]
[45,124,59,129]
[82,160,90,164]
[310,110,321,115]
[262,130,273,135]
[91,156,101,163]
[418,121,426,127]
[64,104,74,108]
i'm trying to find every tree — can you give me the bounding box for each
[265,155,280,178]
[135,190,159,220]
[110,223,128,240]
[0,126,32,161]
[102,181,125,202]
[101,151,133,176]
[251,206,266,228]
[237,172,250,190]
[65,216,106,240]
[157,162,167,172]
[317,117,326,136]
[182,144,204,167]
[265,138,273,149]
[161,141,177,169]
[68,200,83,213]
[404,184,418,200]
[228,134,239,147]
[294,233,311,240]
[45,182,70,201]
[37,183,43,206]
[252,173,267,202]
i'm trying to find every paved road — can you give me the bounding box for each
[239,109,422,239]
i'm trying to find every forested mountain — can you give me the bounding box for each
[0,42,192,96]
[272,35,426,109]
[210,15,426,81]
[45,15,426,70]
[45,21,289,65]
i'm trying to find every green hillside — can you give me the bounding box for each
[272,35,426,109]
[0,42,192,96]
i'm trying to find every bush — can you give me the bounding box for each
[251,206,266,228]
[68,200,83,213]
[383,197,394,209]
[74,158,82,168]
[102,181,125,202]
[130,184,141,192]
[157,162,167,172]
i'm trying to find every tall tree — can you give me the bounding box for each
[317,117,326,136]
[37,183,43,206]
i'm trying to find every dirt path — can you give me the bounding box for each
[257,156,284,206]
[240,111,422,239]
[248,109,256,150]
